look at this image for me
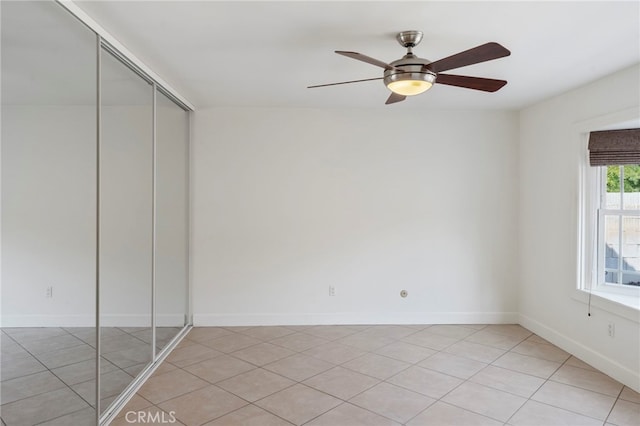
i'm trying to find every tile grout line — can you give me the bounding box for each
[1,331,96,413]
[298,401,349,426]
[159,327,411,426]
[153,368,299,426]
[397,328,536,425]
[31,405,93,426]
[321,326,524,425]
[191,326,547,425]
[603,385,626,425]
[502,350,620,425]
[252,383,340,426]
[242,327,515,425]
[186,327,632,424]
[501,354,570,425]
[11,325,631,426]
[274,331,440,426]
[1,326,174,423]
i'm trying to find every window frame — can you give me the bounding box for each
[575,111,640,320]
[595,165,640,294]
[579,133,640,312]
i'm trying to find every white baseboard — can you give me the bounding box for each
[101,314,185,327]
[519,313,640,392]
[1,314,185,328]
[193,311,519,327]
[1,315,94,327]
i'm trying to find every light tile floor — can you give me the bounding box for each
[102,324,639,426]
[1,326,181,425]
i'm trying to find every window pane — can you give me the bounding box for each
[605,271,618,283]
[622,216,640,272]
[623,165,640,210]
[606,166,622,209]
[604,215,620,271]
[622,273,640,286]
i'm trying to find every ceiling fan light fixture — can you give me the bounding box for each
[385,71,436,96]
[387,79,432,96]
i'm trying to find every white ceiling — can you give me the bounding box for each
[13,1,640,110]
[74,0,640,110]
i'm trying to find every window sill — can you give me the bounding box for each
[573,289,640,323]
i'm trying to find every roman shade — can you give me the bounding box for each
[588,128,640,166]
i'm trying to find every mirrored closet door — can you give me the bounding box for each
[155,90,190,352]
[98,47,154,415]
[1,1,191,425]
[1,1,98,424]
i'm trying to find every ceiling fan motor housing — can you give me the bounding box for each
[384,54,437,92]
[396,30,424,48]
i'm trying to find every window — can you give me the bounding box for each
[598,165,640,289]
[581,128,640,304]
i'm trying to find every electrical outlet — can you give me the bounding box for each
[608,322,615,337]
[46,286,53,298]
[329,286,336,296]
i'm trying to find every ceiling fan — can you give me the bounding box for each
[308,31,511,105]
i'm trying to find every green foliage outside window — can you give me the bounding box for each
[607,165,640,192]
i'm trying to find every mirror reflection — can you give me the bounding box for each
[155,90,190,352]
[98,48,154,414]
[1,1,98,424]
[1,2,191,424]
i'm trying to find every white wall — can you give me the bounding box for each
[192,107,519,325]
[518,64,640,391]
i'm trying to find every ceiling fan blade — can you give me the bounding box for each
[436,74,507,92]
[307,76,384,89]
[426,42,510,73]
[336,51,395,70]
[385,92,406,104]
